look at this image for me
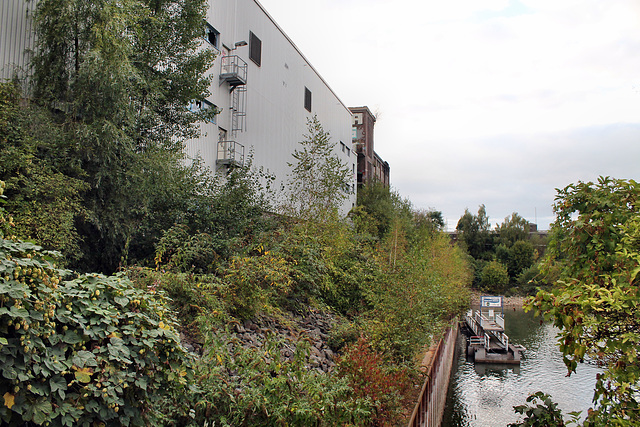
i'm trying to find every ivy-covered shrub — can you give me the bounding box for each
[0,237,192,426]
[190,331,372,426]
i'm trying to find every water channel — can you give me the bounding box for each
[442,307,601,426]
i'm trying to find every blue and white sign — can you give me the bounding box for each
[481,295,503,308]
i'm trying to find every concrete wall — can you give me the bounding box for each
[409,320,459,427]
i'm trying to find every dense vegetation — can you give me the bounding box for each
[455,206,547,295]
[515,178,640,426]
[0,1,471,423]
[0,82,471,424]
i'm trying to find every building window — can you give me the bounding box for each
[249,31,262,66]
[188,99,217,124]
[304,87,312,112]
[204,22,219,49]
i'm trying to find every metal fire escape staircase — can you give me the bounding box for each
[217,55,247,169]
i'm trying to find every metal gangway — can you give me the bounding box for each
[465,308,509,351]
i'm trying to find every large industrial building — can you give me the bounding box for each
[186,0,358,214]
[1,0,390,215]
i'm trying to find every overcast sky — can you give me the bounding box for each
[257,0,640,230]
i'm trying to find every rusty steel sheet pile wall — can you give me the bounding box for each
[408,319,459,427]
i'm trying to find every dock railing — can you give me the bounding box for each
[496,313,505,329]
[492,330,509,349]
[469,336,483,346]
[466,310,480,336]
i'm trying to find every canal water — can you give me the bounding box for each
[442,307,601,426]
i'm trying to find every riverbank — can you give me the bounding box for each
[504,295,528,307]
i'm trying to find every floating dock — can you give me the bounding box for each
[462,296,526,365]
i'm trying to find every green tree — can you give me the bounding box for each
[510,240,534,276]
[353,181,394,239]
[30,0,216,272]
[0,82,88,264]
[480,260,509,293]
[496,240,534,279]
[456,205,493,260]
[496,212,530,247]
[527,177,640,425]
[414,208,445,236]
[285,115,352,221]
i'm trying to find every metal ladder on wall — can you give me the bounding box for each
[231,85,246,137]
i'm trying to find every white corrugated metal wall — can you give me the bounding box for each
[0,0,36,82]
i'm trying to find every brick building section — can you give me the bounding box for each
[349,106,390,187]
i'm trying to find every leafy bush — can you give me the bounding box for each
[361,231,471,361]
[154,224,221,273]
[496,241,535,280]
[328,319,361,351]
[480,261,509,293]
[516,264,542,295]
[527,177,640,424]
[189,331,371,426]
[336,336,412,426]
[508,391,580,427]
[0,237,192,426]
[127,268,229,341]
[222,247,295,319]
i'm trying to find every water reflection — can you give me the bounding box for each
[442,308,601,427]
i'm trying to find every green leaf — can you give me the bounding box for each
[9,306,29,318]
[72,350,97,368]
[134,376,148,390]
[2,365,17,380]
[62,330,83,345]
[28,399,52,424]
[49,376,67,399]
[73,367,93,383]
[114,296,130,306]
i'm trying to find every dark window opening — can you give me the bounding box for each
[304,87,312,112]
[250,31,262,66]
[204,22,219,49]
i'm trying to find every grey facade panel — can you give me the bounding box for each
[1,0,36,82]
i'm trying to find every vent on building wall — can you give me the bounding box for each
[304,87,312,112]
[249,31,262,66]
